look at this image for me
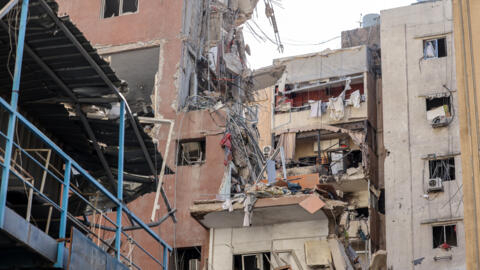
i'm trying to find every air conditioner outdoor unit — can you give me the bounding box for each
[428,177,444,192]
[431,116,450,128]
[263,145,272,157]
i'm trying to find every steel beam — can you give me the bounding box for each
[0,0,18,20]
[0,20,117,189]
[0,97,172,251]
[75,105,116,188]
[0,0,29,228]
[54,160,71,267]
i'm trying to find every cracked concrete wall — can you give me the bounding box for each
[211,220,329,270]
[381,1,465,269]
[56,0,224,268]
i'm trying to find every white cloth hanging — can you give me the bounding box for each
[328,91,346,121]
[350,90,361,108]
[310,100,322,118]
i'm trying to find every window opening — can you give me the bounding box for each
[429,157,455,182]
[170,247,201,270]
[423,37,447,59]
[233,253,271,270]
[103,0,119,18]
[426,96,452,127]
[122,0,138,13]
[378,189,385,215]
[432,225,457,248]
[344,150,362,169]
[103,0,138,18]
[177,138,206,166]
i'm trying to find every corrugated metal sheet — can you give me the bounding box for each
[0,0,170,206]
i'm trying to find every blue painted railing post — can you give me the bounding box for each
[54,160,71,267]
[115,101,125,260]
[163,245,169,269]
[0,0,29,228]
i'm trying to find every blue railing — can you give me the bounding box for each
[0,93,172,269]
[0,0,171,268]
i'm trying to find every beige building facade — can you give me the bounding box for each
[381,0,465,269]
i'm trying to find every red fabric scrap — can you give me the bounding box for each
[220,133,233,166]
[220,133,232,149]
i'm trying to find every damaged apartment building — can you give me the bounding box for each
[55,0,276,269]
[190,17,386,269]
[382,0,465,269]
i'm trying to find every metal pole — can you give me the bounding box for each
[116,101,125,260]
[0,0,29,228]
[280,146,287,180]
[136,117,175,222]
[54,160,71,267]
[317,130,321,166]
[0,0,19,20]
[163,245,169,270]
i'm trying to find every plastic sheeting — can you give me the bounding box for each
[350,90,361,108]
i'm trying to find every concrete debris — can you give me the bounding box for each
[328,236,355,270]
[305,240,332,267]
[183,11,382,269]
[299,194,326,214]
[370,251,387,269]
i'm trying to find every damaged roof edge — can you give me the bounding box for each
[272,45,367,64]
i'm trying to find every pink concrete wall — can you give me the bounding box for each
[56,1,225,268]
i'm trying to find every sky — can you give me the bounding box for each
[244,0,415,69]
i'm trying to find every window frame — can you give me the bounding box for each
[432,224,458,248]
[176,138,207,166]
[423,37,447,59]
[233,252,271,270]
[101,0,139,19]
[428,157,455,182]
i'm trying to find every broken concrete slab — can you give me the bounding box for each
[299,195,326,214]
[304,240,331,267]
[328,237,354,270]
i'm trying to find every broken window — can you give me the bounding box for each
[423,37,447,59]
[233,253,271,270]
[102,0,138,18]
[378,189,385,215]
[429,157,455,181]
[177,138,206,166]
[426,96,452,127]
[432,224,457,248]
[105,47,160,115]
[170,247,201,270]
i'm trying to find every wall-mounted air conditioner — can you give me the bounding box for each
[428,177,443,192]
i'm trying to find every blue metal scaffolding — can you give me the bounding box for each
[0,0,172,268]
